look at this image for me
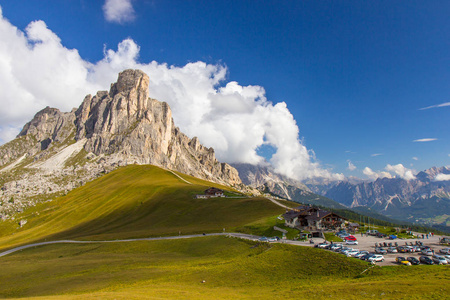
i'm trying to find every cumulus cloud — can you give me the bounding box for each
[0,11,342,181]
[435,173,450,181]
[363,164,416,181]
[385,164,416,180]
[362,167,392,181]
[412,157,418,161]
[347,160,356,171]
[413,138,437,142]
[103,0,135,24]
[0,13,98,142]
[419,102,450,110]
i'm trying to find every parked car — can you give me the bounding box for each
[405,246,415,252]
[407,257,420,265]
[367,230,379,236]
[439,248,450,255]
[339,247,351,253]
[419,256,434,265]
[346,249,360,257]
[376,232,387,238]
[330,244,343,251]
[395,256,411,265]
[395,256,407,263]
[340,248,354,255]
[354,251,369,259]
[267,237,278,242]
[360,253,375,261]
[387,247,398,253]
[346,240,358,245]
[421,249,433,256]
[259,237,269,242]
[432,255,448,265]
[375,248,387,254]
[316,242,329,248]
[345,235,357,241]
[397,246,408,253]
[412,246,421,252]
[367,255,384,262]
[336,230,347,236]
[442,255,450,263]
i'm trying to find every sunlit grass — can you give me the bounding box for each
[0,236,448,299]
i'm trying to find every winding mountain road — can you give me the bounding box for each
[0,232,266,258]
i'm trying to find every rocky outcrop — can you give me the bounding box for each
[0,69,242,219]
[231,163,344,208]
[321,167,450,223]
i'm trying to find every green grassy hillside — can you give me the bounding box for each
[0,165,284,251]
[0,165,448,299]
[0,236,448,299]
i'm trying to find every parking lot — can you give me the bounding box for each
[300,232,449,266]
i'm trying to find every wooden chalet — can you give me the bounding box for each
[283,205,346,231]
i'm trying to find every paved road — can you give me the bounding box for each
[1,231,448,268]
[0,232,262,258]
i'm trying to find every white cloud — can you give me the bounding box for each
[385,164,416,180]
[412,157,418,161]
[363,167,392,181]
[347,160,356,171]
[0,11,342,181]
[0,13,98,142]
[371,153,383,157]
[413,138,437,142]
[103,0,135,24]
[419,102,450,110]
[435,173,450,181]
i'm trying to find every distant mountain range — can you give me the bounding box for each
[320,166,450,226]
[232,163,450,229]
[231,163,346,209]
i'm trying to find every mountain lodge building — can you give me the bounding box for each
[283,205,346,233]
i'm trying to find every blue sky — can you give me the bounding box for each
[0,0,448,181]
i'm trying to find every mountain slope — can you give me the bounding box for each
[0,165,283,251]
[0,69,242,219]
[323,167,450,226]
[232,163,346,209]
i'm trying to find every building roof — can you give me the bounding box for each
[283,206,346,222]
[204,187,224,194]
[305,210,333,222]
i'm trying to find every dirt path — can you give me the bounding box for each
[167,170,192,185]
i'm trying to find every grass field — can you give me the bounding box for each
[0,165,285,251]
[0,236,448,299]
[0,165,448,299]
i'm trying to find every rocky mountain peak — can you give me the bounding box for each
[110,69,149,96]
[0,69,242,220]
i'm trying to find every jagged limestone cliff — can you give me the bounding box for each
[0,69,241,219]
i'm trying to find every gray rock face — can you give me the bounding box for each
[232,163,308,199]
[0,69,241,219]
[231,163,345,208]
[322,167,450,223]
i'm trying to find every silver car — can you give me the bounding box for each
[432,255,448,265]
[387,247,398,253]
[368,254,384,262]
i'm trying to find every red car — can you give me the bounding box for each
[345,235,357,241]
